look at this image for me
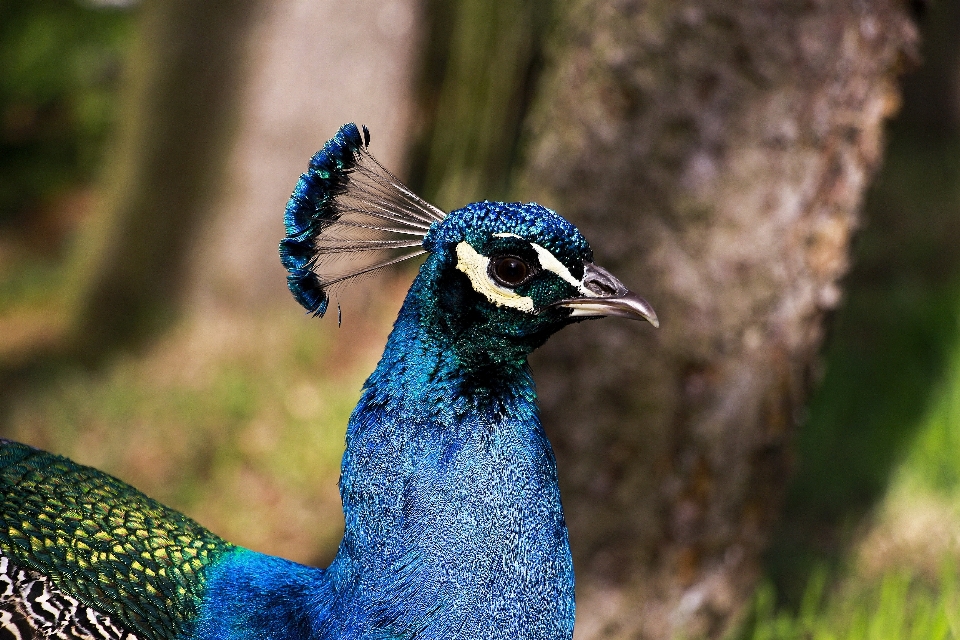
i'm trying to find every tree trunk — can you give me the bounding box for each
[769,0,960,601]
[69,0,265,364]
[519,2,916,638]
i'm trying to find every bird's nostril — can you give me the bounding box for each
[585,279,617,296]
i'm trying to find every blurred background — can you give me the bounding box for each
[1,1,958,638]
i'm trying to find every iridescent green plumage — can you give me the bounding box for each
[0,440,235,640]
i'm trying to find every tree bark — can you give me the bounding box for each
[519,2,916,638]
[769,0,960,601]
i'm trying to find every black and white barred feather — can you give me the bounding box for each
[0,554,138,640]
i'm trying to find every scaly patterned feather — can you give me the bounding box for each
[279,123,446,317]
[0,440,234,640]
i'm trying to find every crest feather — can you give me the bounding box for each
[280,124,446,316]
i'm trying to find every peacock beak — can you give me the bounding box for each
[551,263,659,327]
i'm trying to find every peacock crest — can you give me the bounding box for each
[279,123,447,317]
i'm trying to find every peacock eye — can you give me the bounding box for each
[489,255,532,287]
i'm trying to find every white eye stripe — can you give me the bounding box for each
[455,242,535,313]
[529,243,595,296]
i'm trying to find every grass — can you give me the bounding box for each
[736,568,960,640]
[902,328,960,496]
[737,312,960,638]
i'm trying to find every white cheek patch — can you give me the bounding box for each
[455,242,536,313]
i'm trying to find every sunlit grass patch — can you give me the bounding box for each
[899,316,960,497]
[735,567,960,640]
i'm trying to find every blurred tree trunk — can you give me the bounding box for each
[517,2,916,639]
[68,0,264,364]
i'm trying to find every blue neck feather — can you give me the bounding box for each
[325,253,575,638]
[196,252,575,640]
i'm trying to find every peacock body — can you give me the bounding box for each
[1,124,657,640]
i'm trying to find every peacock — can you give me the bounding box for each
[0,123,658,640]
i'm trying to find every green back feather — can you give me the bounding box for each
[0,440,235,640]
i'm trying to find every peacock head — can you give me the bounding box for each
[414,200,656,353]
[280,123,657,360]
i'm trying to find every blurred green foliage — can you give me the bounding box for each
[740,270,960,634]
[409,0,552,210]
[903,306,960,495]
[0,0,133,226]
[4,312,371,565]
[735,567,960,640]
[0,257,63,313]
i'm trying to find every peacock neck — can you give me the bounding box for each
[321,268,576,639]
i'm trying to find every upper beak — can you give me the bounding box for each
[549,262,659,327]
